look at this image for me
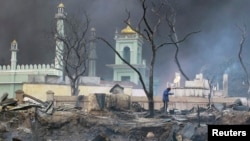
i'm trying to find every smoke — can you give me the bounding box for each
[171,0,250,74]
[1,0,250,93]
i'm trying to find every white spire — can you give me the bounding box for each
[56,2,66,19]
[88,27,97,77]
[10,40,18,70]
[54,2,66,76]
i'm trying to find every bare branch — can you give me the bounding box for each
[141,0,153,35]
[53,11,90,96]
[124,12,149,40]
[163,5,201,81]
[156,30,200,50]
[167,12,190,80]
[237,25,250,93]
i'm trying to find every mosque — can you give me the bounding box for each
[0,2,231,101]
[0,2,148,98]
[0,3,65,97]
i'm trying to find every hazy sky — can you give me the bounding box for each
[0,0,250,93]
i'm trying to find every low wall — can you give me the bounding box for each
[53,95,89,111]
[24,92,240,112]
[132,96,239,110]
[22,83,133,101]
[17,88,243,112]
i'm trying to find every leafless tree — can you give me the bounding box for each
[238,25,250,105]
[54,12,90,96]
[205,77,214,108]
[200,65,214,108]
[166,5,200,80]
[207,78,214,109]
[200,62,231,108]
[98,0,198,117]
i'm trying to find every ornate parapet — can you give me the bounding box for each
[0,65,11,70]
[16,64,53,70]
[115,34,143,42]
[0,64,54,71]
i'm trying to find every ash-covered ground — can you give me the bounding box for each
[1,101,250,141]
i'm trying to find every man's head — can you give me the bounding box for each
[167,87,171,91]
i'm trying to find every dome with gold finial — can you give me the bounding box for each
[121,25,136,34]
[58,2,64,8]
[121,21,136,34]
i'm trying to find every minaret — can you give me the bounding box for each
[107,22,146,85]
[88,27,97,77]
[54,2,66,76]
[10,40,18,70]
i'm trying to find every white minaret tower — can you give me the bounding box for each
[54,2,66,76]
[10,40,18,70]
[88,27,97,77]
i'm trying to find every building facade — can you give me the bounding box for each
[0,3,65,97]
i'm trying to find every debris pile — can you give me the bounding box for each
[0,93,250,141]
[1,93,54,115]
[0,93,18,111]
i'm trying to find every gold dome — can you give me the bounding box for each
[12,40,17,44]
[121,25,136,34]
[58,3,64,8]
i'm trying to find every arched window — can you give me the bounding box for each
[123,47,130,63]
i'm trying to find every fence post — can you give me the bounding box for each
[15,90,24,104]
[46,90,54,102]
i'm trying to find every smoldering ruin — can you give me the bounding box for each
[1,89,250,141]
[1,0,250,141]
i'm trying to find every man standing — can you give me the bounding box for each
[162,87,173,113]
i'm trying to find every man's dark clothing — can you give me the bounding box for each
[162,88,171,112]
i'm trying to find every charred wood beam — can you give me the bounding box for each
[23,94,46,106]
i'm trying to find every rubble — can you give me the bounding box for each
[0,93,55,116]
[181,122,196,139]
[0,93,18,112]
[213,103,225,112]
[0,92,250,141]
[0,93,8,103]
[9,103,42,111]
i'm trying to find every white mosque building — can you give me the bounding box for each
[0,3,66,97]
[0,2,148,98]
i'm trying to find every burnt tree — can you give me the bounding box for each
[98,0,198,117]
[54,11,91,96]
[238,25,250,105]
[165,5,200,81]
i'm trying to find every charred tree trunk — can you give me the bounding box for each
[208,81,213,109]
[147,45,156,117]
[174,44,190,80]
[71,79,80,96]
[238,25,250,106]
[148,96,154,117]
